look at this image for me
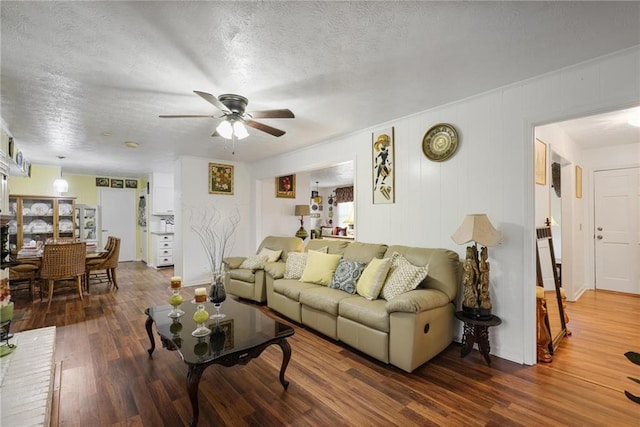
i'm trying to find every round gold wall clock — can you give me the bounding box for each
[422,123,459,162]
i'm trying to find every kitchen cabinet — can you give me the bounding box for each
[8,195,76,255]
[151,172,174,215]
[152,232,173,267]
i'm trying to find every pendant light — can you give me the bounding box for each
[53,156,69,194]
[313,181,321,203]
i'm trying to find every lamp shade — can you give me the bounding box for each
[295,205,310,216]
[451,214,502,247]
[53,178,69,193]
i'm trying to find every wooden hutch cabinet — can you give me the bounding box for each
[8,195,76,255]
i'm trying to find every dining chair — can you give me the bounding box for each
[9,262,41,302]
[85,237,120,292]
[40,242,87,308]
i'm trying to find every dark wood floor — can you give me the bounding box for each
[10,262,640,426]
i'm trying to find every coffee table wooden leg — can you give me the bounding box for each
[276,338,292,390]
[144,310,156,356]
[187,364,206,427]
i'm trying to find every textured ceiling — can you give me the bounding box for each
[1,1,639,178]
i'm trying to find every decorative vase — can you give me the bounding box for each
[208,268,228,320]
[168,288,184,318]
[0,302,13,323]
[191,304,211,337]
[1,302,15,346]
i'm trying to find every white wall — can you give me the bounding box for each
[247,46,640,365]
[174,156,252,287]
[582,142,640,291]
[256,171,312,247]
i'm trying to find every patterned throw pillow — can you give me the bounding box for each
[259,247,283,262]
[239,254,268,270]
[356,257,392,300]
[284,252,308,279]
[381,252,429,301]
[329,258,367,294]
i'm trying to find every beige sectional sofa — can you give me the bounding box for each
[262,238,460,373]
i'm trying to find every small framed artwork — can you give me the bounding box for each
[125,179,138,189]
[372,127,395,204]
[209,163,234,195]
[96,177,109,187]
[275,174,295,198]
[111,179,124,189]
[575,165,582,199]
[535,139,547,186]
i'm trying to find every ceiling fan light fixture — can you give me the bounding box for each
[216,120,234,139]
[233,121,249,140]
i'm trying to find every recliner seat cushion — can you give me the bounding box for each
[338,297,390,333]
[299,287,354,316]
[273,279,317,301]
[230,269,256,283]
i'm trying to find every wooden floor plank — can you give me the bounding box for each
[9,261,640,426]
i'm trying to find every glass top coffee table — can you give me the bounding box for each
[145,297,294,427]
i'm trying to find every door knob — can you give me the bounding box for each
[597,227,603,231]
[597,235,603,240]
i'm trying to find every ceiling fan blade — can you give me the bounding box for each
[211,130,221,137]
[159,115,216,118]
[249,109,295,119]
[245,120,286,137]
[194,90,230,113]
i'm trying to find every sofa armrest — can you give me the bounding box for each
[224,256,246,269]
[385,288,451,314]
[264,261,285,279]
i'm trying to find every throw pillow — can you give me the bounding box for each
[284,252,308,279]
[329,258,366,294]
[239,254,268,270]
[381,252,429,301]
[300,251,342,286]
[356,257,392,300]
[308,246,329,254]
[258,247,283,263]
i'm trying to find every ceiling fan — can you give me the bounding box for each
[159,90,294,138]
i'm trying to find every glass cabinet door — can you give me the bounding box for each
[57,198,75,239]
[22,197,55,244]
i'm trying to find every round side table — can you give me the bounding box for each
[455,311,502,366]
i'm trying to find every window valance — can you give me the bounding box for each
[335,186,353,203]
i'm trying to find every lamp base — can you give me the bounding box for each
[462,305,492,320]
[295,227,308,241]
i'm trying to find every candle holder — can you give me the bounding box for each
[168,288,184,318]
[191,303,211,337]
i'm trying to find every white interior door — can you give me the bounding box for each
[99,188,136,262]
[594,168,640,294]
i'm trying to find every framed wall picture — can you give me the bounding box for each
[209,163,234,195]
[125,179,138,189]
[535,139,547,185]
[372,127,395,204]
[110,179,124,189]
[96,177,109,187]
[575,165,583,199]
[275,174,295,198]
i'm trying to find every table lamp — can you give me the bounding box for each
[451,214,502,319]
[294,205,310,240]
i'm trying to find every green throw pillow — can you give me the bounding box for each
[300,251,342,286]
[356,257,392,300]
